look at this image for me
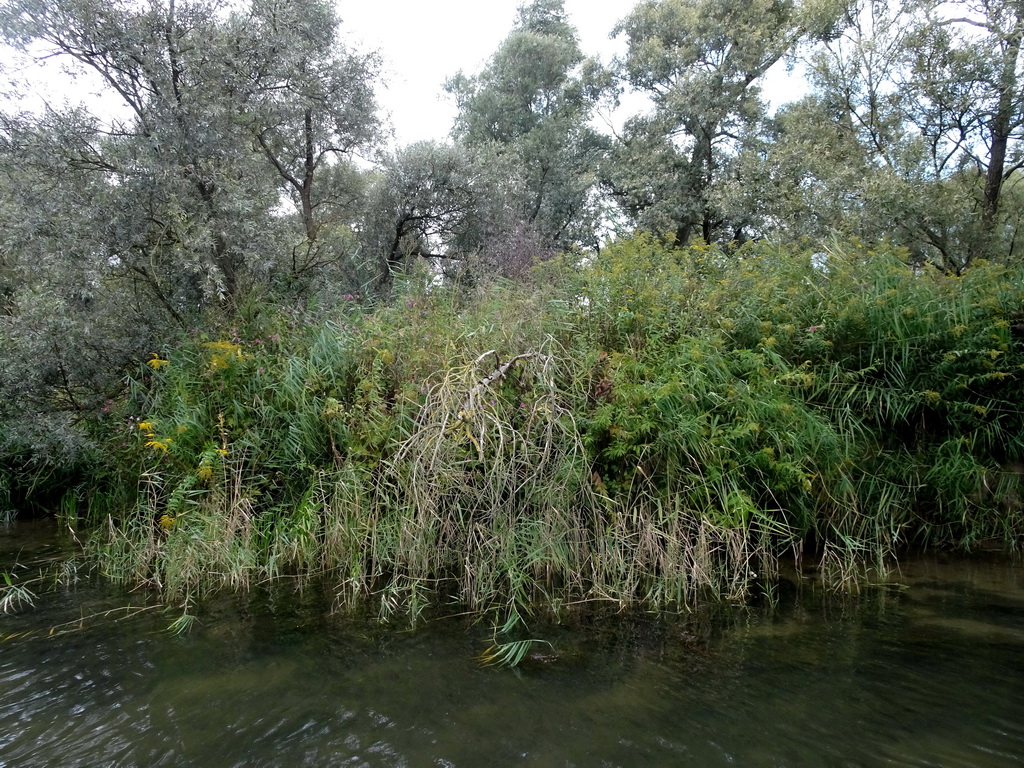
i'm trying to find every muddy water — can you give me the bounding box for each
[2,519,1022,767]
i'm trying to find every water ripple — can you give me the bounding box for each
[1,560,1022,767]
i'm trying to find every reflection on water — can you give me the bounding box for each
[2,519,1023,767]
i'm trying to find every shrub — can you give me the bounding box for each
[83,238,1024,621]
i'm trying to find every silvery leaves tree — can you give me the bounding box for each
[0,0,380,497]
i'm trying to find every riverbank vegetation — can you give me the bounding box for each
[2,0,1024,633]
[54,237,1024,627]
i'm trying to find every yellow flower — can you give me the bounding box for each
[146,354,169,370]
[204,340,244,354]
[146,438,172,452]
[159,514,176,530]
[203,340,249,371]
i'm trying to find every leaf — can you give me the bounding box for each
[477,638,552,668]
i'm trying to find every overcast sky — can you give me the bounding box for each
[338,0,635,146]
[338,0,805,146]
[1,0,804,148]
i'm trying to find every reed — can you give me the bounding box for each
[80,238,1023,634]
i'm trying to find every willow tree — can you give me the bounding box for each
[766,0,1024,271]
[360,141,526,290]
[0,0,380,307]
[730,0,922,248]
[904,0,1024,264]
[604,0,843,244]
[0,0,381,500]
[446,0,607,249]
[240,0,380,287]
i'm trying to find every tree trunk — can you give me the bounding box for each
[300,109,318,243]
[975,3,1024,262]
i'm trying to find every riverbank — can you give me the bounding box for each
[5,237,1024,632]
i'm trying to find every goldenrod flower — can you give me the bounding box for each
[203,340,249,370]
[204,340,243,353]
[146,354,169,370]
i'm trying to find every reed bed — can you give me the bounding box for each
[76,237,1024,632]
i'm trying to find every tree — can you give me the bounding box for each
[774,0,1024,270]
[903,0,1024,262]
[360,141,522,289]
[604,0,842,244]
[446,0,606,249]
[0,111,171,485]
[0,0,381,307]
[1,0,269,306]
[239,0,380,284]
[0,0,382,496]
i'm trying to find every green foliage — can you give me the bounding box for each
[2,0,1024,630]
[0,0,380,509]
[603,0,842,243]
[752,0,1024,271]
[447,0,607,248]
[360,141,525,288]
[553,235,1024,558]
[76,236,1024,626]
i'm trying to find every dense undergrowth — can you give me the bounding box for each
[37,237,1024,628]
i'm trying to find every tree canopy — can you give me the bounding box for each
[1,0,1022,504]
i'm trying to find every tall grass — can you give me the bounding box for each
[83,237,1024,627]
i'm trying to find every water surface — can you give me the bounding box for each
[2,520,1022,766]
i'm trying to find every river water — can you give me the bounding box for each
[2,519,1023,767]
